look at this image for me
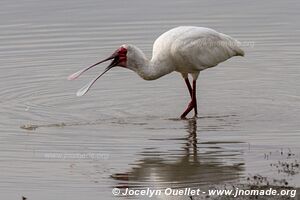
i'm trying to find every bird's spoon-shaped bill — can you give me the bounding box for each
[68,69,86,80]
[67,55,115,80]
[76,66,113,96]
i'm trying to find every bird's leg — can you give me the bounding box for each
[184,78,193,98]
[181,80,197,119]
[192,80,198,117]
[184,77,198,115]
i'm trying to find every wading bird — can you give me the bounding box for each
[68,26,244,119]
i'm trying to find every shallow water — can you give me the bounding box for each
[0,0,300,199]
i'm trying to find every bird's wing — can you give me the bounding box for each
[170,27,244,70]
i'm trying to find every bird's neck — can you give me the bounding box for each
[129,47,174,80]
[138,58,174,80]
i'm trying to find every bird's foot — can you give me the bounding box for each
[180,115,188,120]
[180,115,198,120]
[180,100,197,119]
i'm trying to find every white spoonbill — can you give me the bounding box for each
[68,26,244,119]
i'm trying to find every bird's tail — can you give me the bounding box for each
[233,39,245,57]
[236,46,245,57]
[221,33,245,57]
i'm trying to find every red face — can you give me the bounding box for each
[116,46,127,67]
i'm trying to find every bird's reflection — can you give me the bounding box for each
[112,117,245,192]
[184,118,198,162]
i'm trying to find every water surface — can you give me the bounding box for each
[0,0,300,199]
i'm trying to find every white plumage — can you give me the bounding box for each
[153,26,244,73]
[69,26,244,118]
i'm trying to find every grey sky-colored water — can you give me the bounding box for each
[0,0,299,199]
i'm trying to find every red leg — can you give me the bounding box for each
[193,80,198,117]
[181,80,197,119]
[184,78,192,98]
